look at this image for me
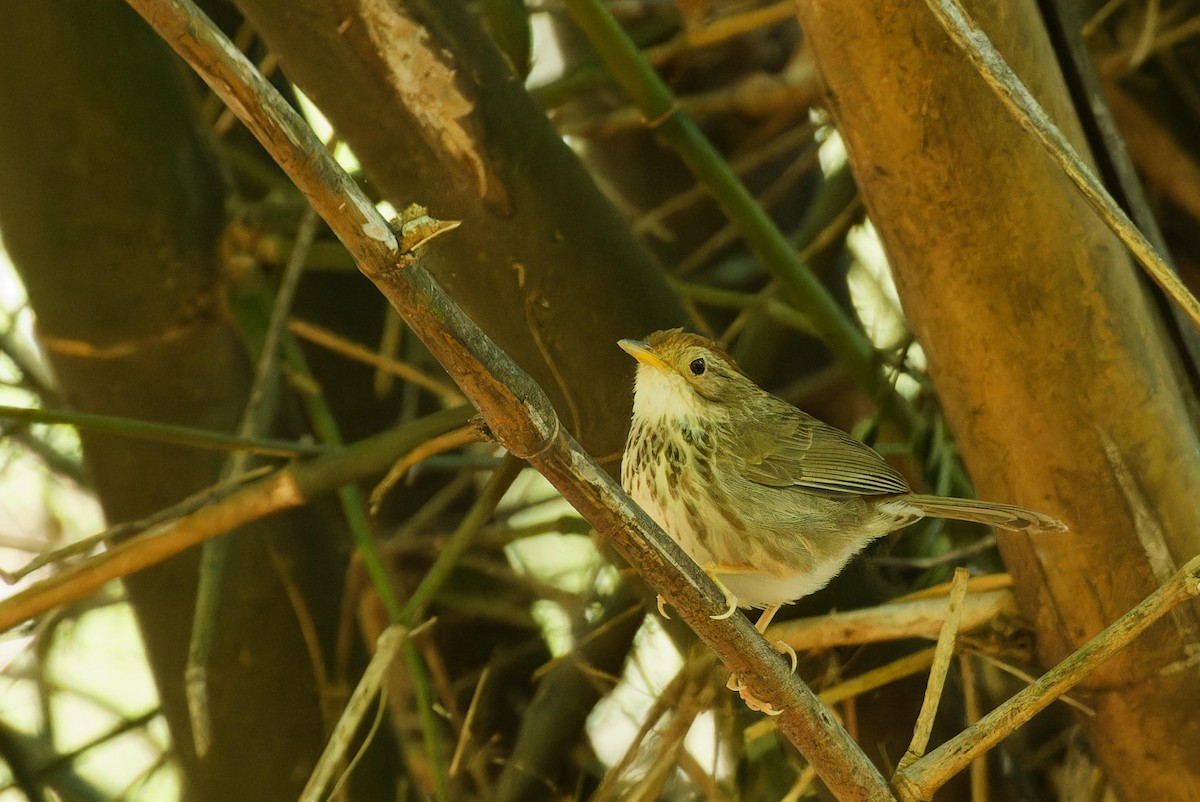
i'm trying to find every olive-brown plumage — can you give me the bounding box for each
[619,329,1066,611]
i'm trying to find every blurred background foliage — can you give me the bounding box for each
[0,0,1198,800]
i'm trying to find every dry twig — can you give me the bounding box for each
[897,567,970,771]
[892,555,1200,800]
[288,317,462,403]
[770,588,1018,652]
[369,420,488,513]
[300,625,409,802]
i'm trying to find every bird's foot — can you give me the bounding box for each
[740,688,785,716]
[725,639,795,716]
[725,639,797,692]
[727,677,783,716]
[653,565,743,621]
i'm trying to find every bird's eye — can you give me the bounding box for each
[688,358,706,376]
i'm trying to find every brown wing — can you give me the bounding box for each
[728,399,912,496]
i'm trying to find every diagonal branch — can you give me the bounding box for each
[121,0,895,798]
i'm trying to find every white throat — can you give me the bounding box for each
[631,365,706,424]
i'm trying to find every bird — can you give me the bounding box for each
[619,329,1066,710]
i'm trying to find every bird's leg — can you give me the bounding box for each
[700,562,752,620]
[754,604,797,672]
[654,562,754,622]
[753,603,781,632]
[727,604,784,692]
[726,603,795,717]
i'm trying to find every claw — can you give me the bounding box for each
[738,686,784,716]
[774,640,798,673]
[701,564,741,620]
[710,599,737,620]
[655,594,672,620]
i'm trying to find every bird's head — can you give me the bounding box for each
[619,329,752,422]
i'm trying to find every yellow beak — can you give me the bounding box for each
[618,338,671,372]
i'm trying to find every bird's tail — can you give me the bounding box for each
[902,495,1067,533]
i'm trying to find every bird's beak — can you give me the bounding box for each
[619,338,671,372]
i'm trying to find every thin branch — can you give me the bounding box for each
[402,631,450,802]
[635,122,816,237]
[243,205,321,438]
[369,421,488,513]
[744,647,939,743]
[770,588,1018,651]
[300,625,409,802]
[821,648,937,709]
[958,654,988,802]
[0,404,326,457]
[592,658,696,802]
[897,568,969,771]
[448,665,489,779]
[624,665,715,802]
[32,708,161,781]
[964,649,1093,716]
[288,317,463,403]
[644,0,796,65]
[275,317,454,799]
[187,202,320,757]
[558,67,818,139]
